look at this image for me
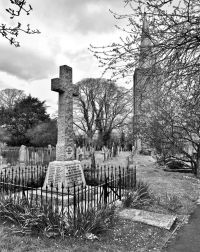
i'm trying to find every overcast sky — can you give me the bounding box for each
[0,0,132,115]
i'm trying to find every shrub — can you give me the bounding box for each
[122,180,151,208]
[66,205,116,236]
[0,195,116,238]
[0,197,50,236]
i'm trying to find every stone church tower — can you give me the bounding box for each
[133,13,156,152]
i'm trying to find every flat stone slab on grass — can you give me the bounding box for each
[118,209,177,230]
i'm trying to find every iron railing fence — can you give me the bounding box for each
[0,164,136,218]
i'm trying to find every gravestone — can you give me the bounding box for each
[0,155,3,169]
[82,146,86,159]
[137,139,142,153]
[117,146,120,156]
[47,144,52,163]
[51,65,79,161]
[102,146,108,161]
[19,145,28,166]
[43,65,86,193]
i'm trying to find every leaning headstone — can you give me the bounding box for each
[43,65,86,193]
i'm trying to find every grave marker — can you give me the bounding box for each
[44,160,85,193]
[51,65,79,161]
[43,65,86,193]
[19,145,28,166]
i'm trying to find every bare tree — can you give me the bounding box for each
[1,0,40,47]
[74,78,132,147]
[138,73,200,176]
[90,0,200,156]
[90,0,200,88]
[0,88,26,109]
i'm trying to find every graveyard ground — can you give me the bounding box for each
[0,152,199,252]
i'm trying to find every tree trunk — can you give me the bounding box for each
[195,145,200,178]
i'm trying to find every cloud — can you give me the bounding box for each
[0,80,12,90]
[32,0,124,34]
[0,46,56,81]
[0,0,128,115]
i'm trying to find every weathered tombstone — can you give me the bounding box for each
[0,146,2,166]
[48,144,52,151]
[117,146,120,156]
[136,139,142,154]
[30,150,35,165]
[113,143,118,157]
[82,146,86,159]
[102,146,106,161]
[43,65,86,193]
[35,151,40,164]
[19,145,28,166]
[76,146,80,160]
[0,155,3,167]
[47,144,54,163]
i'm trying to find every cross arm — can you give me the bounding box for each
[51,78,64,93]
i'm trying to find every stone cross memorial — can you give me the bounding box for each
[52,65,79,161]
[43,65,86,193]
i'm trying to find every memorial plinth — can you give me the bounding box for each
[43,160,86,193]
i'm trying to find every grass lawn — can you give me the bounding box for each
[0,153,199,252]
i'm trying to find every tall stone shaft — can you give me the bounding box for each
[51,65,78,161]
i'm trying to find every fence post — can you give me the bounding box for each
[133,164,136,190]
[73,182,76,225]
[119,169,122,200]
[103,177,108,205]
[61,183,64,216]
